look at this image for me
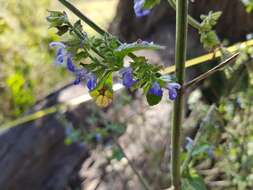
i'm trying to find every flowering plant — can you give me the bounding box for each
[47,9,180,107]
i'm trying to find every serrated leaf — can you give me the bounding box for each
[115,41,165,58]
[146,93,162,106]
[47,10,68,28]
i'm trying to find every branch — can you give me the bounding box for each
[184,53,239,89]
[167,0,201,30]
[113,138,151,190]
[58,0,137,59]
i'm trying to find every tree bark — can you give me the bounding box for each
[0,114,89,190]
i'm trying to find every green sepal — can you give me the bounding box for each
[46,10,68,28]
[143,0,161,9]
[146,93,162,106]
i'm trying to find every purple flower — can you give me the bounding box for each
[49,42,66,48]
[86,73,97,90]
[73,69,88,85]
[134,0,151,17]
[49,42,67,66]
[148,81,163,97]
[166,83,181,100]
[66,55,75,72]
[119,67,136,88]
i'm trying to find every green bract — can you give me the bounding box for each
[199,11,222,50]
[143,0,161,9]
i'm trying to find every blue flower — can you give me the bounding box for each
[119,67,136,88]
[148,81,163,96]
[66,55,75,72]
[134,0,151,17]
[49,42,67,66]
[86,73,97,90]
[73,69,88,85]
[166,83,181,100]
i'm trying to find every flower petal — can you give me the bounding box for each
[49,42,66,48]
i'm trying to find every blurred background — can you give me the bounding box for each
[0,0,253,190]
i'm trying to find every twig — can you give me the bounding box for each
[184,53,240,89]
[113,137,151,190]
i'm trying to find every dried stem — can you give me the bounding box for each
[113,138,151,190]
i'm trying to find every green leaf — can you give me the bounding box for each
[143,0,160,9]
[192,144,210,156]
[111,148,124,161]
[106,123,125,135]
[146,93,162,106]
[182,174,207,190]
[46,10,68,28]
[200,30,219,49]
[114,41,165,58]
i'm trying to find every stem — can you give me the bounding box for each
[184,53,239,89]
[113,138,151,190]
[58,0,137,59]
[168,0,201,30]
[171,0,188,189]
[180,105,216,175]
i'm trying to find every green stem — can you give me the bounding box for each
[58,0,137,59]
[168,0,201,30]
[171,0,188,189]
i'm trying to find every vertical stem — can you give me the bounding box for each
[171,0,188,189]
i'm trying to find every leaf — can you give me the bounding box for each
[114,40,165,58]
[146,93,162,106]
[46,10,68,28]
[143,0,161,9]
[111,148,124,161]
[106,123,125,135]
[182,174,207,190]
[192,144,210,156]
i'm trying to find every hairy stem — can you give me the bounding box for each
[58,0,137,59]
[171,0,188,189]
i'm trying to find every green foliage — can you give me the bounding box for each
[143,0,161,9]
[47,10,175,107]
[199,11,222,50]
[182,170,207,190]
[241,0,253,13]
[6,73,34,116]
[0,0,71,123]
